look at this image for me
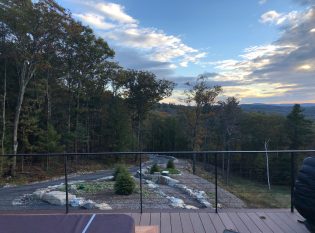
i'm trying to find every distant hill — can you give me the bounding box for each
[155,103,315,120]
[240,104,315,120]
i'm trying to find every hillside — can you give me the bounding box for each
[240,104,315,120]
[155,103,315,120]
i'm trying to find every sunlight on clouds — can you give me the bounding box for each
[296,64,312,71]
[310,28,315,32]
[241,45,296,60]
[223,83,297,99]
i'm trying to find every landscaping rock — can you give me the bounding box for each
[158,176,179,186]
[168,196,185,208]
[70,197,85,207]
[82,200,96,209]
[96,176,114,181]
[42,191,76,206]
[95,202,112,210]
[184,205,199,210]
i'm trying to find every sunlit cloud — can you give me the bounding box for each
[296,64,312,71]
[202,6,315,103]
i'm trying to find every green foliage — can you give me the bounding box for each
[114,172,135,195]
[163,168,180,174]
[150,163,160,174]
[75,182,114,194]
[113,164,128,180]
[286,104,313,149]
[38,124,64,152]
[167,159,175,169]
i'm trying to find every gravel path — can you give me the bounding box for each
[173,158,246,208]
[0,154,246,211]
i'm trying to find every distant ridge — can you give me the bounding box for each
[240,103,315,120]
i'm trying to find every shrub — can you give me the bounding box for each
[167,159,175,169]
[113,164,128,180]
[150,163,160,174]
[114,172,135,195]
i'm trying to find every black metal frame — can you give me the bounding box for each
[5,150,315,214]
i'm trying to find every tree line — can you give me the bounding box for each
[0,1,314,184]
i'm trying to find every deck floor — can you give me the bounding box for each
[127,210,310,233]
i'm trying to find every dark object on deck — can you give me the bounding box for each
[0,214,135,233]
[223,230,239,233]
[294,156,315,232]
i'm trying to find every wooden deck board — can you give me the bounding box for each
[129,210,310,233]
[170,213,183,233]
[247,212,273,233]
[140,213,151,226]
[189,213,206,233]
[219,212,237,232]
[237,212,262,233]
[256,212,285,233]
[150,213,161,233]
[284,213,309,233]
[199,213,217,233]
[227,212,251,233]
[180,213,194,233]
[208,213,225,233]
[264,212,296,233]
[161,213,172,233]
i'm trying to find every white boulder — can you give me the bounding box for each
[42,191,76,206]
[95,203,112,210]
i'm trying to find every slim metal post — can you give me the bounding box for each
[139,153,143,213]
[193,153,196,175]
[215,153,218,213]
[290,152,295,213]
[64,154,69,214]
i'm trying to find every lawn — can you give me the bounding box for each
[196,165,291,208]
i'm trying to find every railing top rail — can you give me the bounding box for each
[2,149,315,157]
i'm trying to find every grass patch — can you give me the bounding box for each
[162,168,181,174]
[73,181,114,194]
[196,165,290,208]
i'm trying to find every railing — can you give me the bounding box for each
[0,150,314,214]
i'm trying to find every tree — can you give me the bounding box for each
[184,76,222,151]
[217,97,241,184]
[287,104,313,149]
[122,70,174,151]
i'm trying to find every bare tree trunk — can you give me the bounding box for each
[12,61,35,176]
[1,57,6,174]
[265,139,271,190]
[137,117,141,151]
[46,72,51,171]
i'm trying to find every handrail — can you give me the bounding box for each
[2,150,314,214]
[2,149,315,157]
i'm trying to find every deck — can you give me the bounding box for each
[127,209,310,233]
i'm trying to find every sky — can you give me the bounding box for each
[56,0,315,104]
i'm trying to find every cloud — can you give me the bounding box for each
[208,6,315,103]
[74,13,115,29]
[71,0,205,69]
[259,0,267,4]
[113,47,176,77]
[260,10,299,25]
[94,2,137,24]
[293,0,315,5]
